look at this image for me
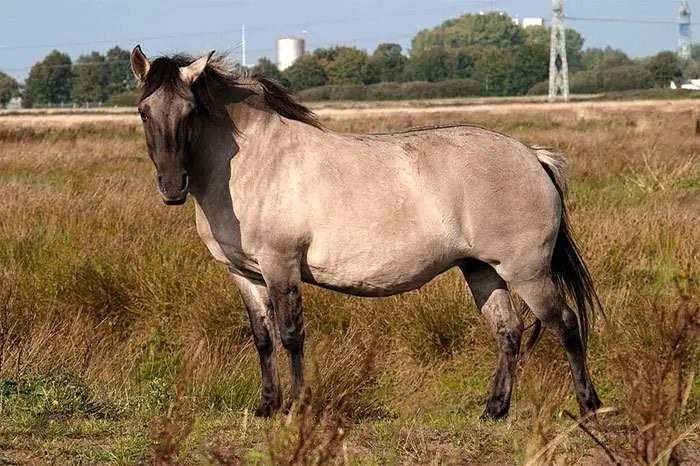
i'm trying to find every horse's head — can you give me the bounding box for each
[130,46,214,205]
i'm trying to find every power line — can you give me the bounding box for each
[0,29,245,52]
[2,42,244,73]
[0,4,466,53]
[565,15,700,26]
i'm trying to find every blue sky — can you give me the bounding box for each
[1,0,697,81]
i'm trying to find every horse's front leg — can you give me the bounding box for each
[230,272,282,417]
[260,256,305,410]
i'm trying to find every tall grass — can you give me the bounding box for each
[0,102,697,463]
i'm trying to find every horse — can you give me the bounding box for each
[129,46,602,419]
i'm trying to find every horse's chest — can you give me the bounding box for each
[194,203,260,275]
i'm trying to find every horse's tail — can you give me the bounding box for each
[527,147,603,352]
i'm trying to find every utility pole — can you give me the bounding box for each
[548,0,569,102]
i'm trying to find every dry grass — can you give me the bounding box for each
[0,100,698,464]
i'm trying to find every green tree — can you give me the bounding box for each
[72,51,108,103]
[682,59,700,79]
[509,42,549,94]
[369,43,407,82]
[252,57,284,81]
[450,48,477,79]
[581,47,631,70]
[312,46,352,65]
[105,46,136,96]
[24,50,72,107]
[403,47,456,82]
[412,13,524,52]
[646,51,682,87]
[471,47,515,95]
[0,72,19,107]
[325,47,373,85]
[282,55,327,92]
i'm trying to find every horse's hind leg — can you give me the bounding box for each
[511,275,601,416]
[460,260,523,419]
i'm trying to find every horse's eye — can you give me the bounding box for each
[139,110,149,121]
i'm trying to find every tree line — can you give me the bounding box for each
[1,13,699,107]
[0,47,135,108]
[260,13,697,100]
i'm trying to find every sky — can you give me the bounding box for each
[1,0,698,82]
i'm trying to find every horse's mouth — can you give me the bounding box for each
[162,195,188,206]
[157,173,189,206]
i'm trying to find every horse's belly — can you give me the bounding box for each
[303,241,458,297]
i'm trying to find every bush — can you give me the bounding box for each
[527,80,549,95]
[573,64,654,93]
[105,90,139,107]
[297,78,485,101]
[528,64,655,95]
[0,373,112,422]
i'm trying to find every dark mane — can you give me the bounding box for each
[253,75,323,129]
[140,53,322,129]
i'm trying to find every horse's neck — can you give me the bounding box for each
[187,102,295,269]
[188,101,289,213]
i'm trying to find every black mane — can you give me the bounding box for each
[140,54,322,129]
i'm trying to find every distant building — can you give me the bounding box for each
[513,16,545,28]
[5,96,22,109]
[670,78,700,90]
[522,17,545,28]
[276,37,306,71]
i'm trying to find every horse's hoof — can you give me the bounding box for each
[254,402,278,418]
[579,395,602,420]
[481,400,510,420]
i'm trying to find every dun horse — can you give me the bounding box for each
[130,47,602,419]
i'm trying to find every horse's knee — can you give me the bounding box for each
[279,325,305,353]
[271,284,304,353]
[246,305,275,355]
[252,330,274,356]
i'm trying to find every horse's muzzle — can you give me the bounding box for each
[157,172,189,205]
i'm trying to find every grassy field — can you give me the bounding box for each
[0,101,698,464]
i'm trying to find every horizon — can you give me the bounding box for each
[2,0,698,82]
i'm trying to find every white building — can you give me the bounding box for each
[276,37,306,71]
[522,17,545,28]
[5,96,22,109]
[513,16,545,28]
[670,79,700,90]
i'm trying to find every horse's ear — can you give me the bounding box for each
[180,50,215,85]
[130,45,150,85]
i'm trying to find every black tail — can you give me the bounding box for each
[535,150,603,350]
[528,150,605,348]
[551,196,603,348]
